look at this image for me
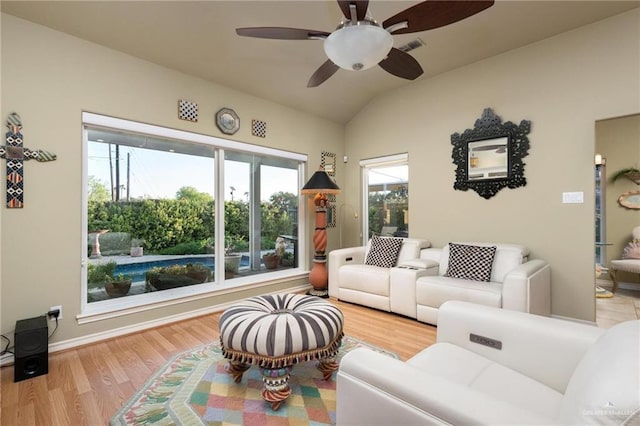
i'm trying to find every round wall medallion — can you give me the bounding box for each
[216,108,240,135]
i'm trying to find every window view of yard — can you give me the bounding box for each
[86,128,300,304]
[366,164,409,239]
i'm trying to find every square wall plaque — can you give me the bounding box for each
[252,119,267,138]
[178,100,198,122]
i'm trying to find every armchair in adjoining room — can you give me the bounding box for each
[608,226,640,293]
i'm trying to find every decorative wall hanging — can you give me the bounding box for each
[0,113,57,208]
[178,99,199,122]
[618,191,640,209]
[251,119,267,138]
[216,108,240,135]
[321,151,337,228]
[611,167,640,185]
[321,151,336,176]
[451,108,531,199]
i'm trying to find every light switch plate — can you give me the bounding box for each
[562,191,584,203]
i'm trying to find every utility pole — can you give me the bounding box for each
[108,143,114,201]
[126,152,130,201]
[115,145,120,201]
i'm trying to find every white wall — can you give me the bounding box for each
[0,14,344,343]
[344,9,640,321]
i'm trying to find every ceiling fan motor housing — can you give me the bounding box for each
[323,21,393,71]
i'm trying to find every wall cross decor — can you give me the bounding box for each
[0,113,57,208]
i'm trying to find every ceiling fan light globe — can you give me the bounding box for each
[323,24,393,71]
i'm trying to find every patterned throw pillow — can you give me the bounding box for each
[445,243,497,282]
[364,236,404,268]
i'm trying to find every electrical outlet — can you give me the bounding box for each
[49,305,62,321]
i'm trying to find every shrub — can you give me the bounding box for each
[157,240,207,255]
[87,261,121,288]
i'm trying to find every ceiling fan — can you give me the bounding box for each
[236,0,494,87]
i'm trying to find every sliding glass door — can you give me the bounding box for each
[361,154,409,242]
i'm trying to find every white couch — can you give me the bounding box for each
[329,241,551,324]
[328,238,432,313]
[416,243,551,325]
[337,301,640,425]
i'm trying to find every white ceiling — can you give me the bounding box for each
[2,1,638,124]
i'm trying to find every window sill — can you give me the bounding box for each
[77,269,309,324]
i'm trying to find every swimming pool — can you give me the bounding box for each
[114,255,250,282]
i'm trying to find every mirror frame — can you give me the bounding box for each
[451,108,531,199]
[618,190,640,209]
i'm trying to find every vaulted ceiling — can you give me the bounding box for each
[2,1,638,123]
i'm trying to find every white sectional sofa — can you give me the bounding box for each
[337,301,640,425]
[328,239,551,325]
[328,237,432,313]
[416,243,551,325]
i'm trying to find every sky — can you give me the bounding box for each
[88,142,298,201]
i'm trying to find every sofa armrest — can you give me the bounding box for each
[328,246,366,298]
[436,301,605,393]
[502,259,551,315]
[337,348,548,425]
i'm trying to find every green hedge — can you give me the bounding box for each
[88,198,294,254]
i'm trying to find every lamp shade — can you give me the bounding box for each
[301,169,340,195]
[323,24,393,71]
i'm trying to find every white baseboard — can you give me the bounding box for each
[596,279,640,292]
[1,284,310,368]
[550,314,597,326]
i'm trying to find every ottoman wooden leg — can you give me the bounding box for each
[226,361,251,383]
[261,366,292,410]
[317,356,339,380]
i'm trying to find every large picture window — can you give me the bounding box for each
[82,113,305,314]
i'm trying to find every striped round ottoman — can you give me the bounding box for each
[219,293,344,410]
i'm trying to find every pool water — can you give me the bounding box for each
[115,255,250,282]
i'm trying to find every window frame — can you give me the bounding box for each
[80,112,308,322]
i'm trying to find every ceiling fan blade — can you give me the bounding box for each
[236,27,330,40]
[337,0,369,21]
[307,60,340,87]
[378,48,423,80]
[383,1,494,34]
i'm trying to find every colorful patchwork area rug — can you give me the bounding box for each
[110,335,398,425]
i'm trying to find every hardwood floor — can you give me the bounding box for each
[0,299,436,426]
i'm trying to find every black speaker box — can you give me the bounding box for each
[14,315,48,382]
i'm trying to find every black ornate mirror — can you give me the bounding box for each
[451,108,531,199]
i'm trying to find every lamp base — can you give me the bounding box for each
[306,287,329,298]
